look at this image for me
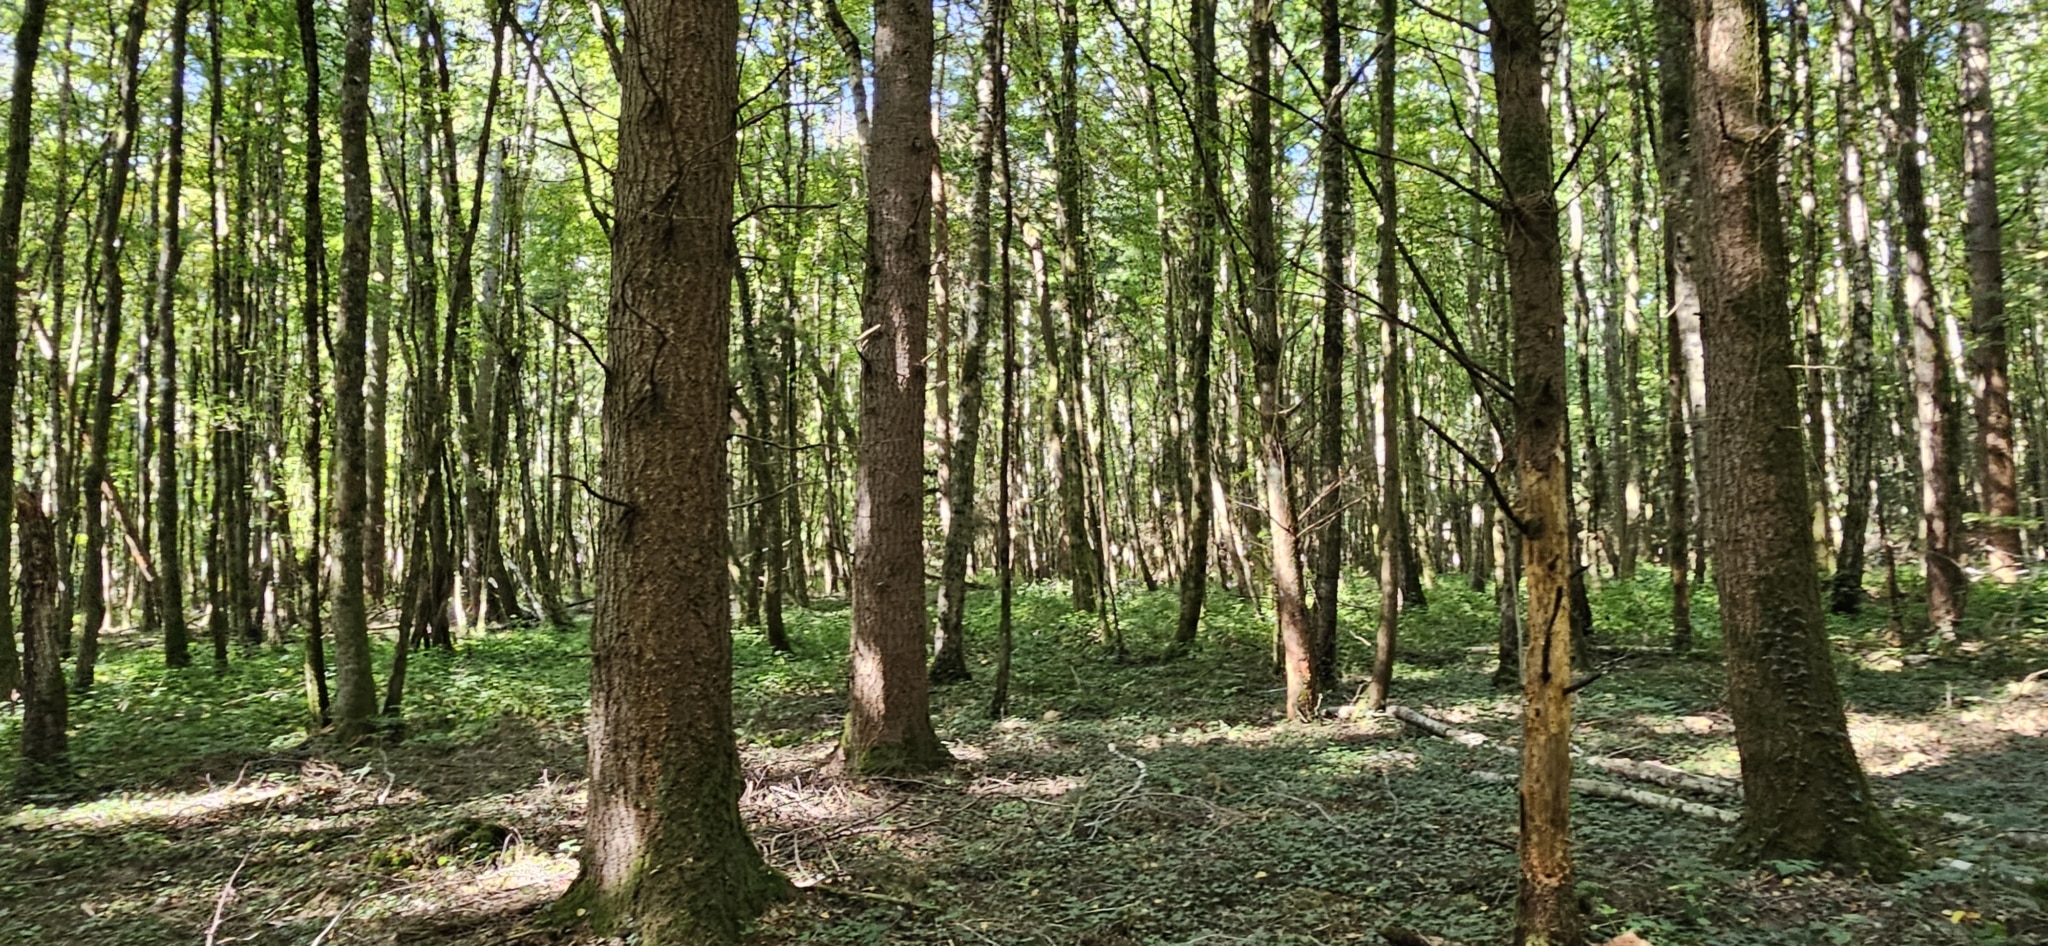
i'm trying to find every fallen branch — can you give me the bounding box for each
[203,856,250,946]
[1472,769,1740,824]
[1388,705,1742,800]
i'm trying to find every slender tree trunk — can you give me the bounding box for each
[1889,0,1965,636]
[989,84,1018,720]
[1242,0,1311,720]
[557,0,789,930]
[1959,0,2016,581]
[294,0,331,723]
[1495,0,1578,937]
[1828,0,1880,613]
[1052,0,1102,617]
[934,0,1008,683]
[1789,0,1834,565]
[1691,0,1910,876]
[1654,0,1697,649]
[0,0,50,695]
[329,0,380,738]
[1366,0,1401,712]
[76,0,150,693]
[842,0,947,775]
[153,0,193,670]
[1309,0,1346,697]
[1173,0,1220,652]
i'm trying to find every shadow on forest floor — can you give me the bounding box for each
[2,571,2045,945]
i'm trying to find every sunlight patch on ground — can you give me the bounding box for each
[5,780,293,830]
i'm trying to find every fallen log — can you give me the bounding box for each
[1471,770,1740,824]
[1386,705,1742,800]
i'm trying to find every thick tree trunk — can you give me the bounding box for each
[842,0,947,776]
[76,0,150,693]
[329,0,380,738]
[1889,0,1966,636]
[1959,0,2017,581]
[1495,0,1578,937]
[557,0,788,933]
[0,0,49,695]
[1828,0,1880,613]
[1690,0,1909,876]
[934,0,1008,683]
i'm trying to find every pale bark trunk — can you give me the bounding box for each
[1959,0,2017,580]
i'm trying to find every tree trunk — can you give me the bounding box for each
[1827,0,1879,614]
[1888,0,1966,636]
[329,0,380,738]
[153,0,193,670]
[1495,0,1578,937]
[16,489,65,789]
[294,0,331,723]
[1959,0,2016,582]
[1172,0,1220,652]
[1366,0,1401,712]
[0,0,50,695]
[76,0,151,693]
[842,0,947,775]
[1690,0,1909,876]
[1308,0,1346,697]
[557,0,789,931]
[1243,0,1311,720]
[934,0,1008,683]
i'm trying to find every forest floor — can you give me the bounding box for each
[2,571,2046,946]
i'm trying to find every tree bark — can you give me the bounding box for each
[1366,0,1400,712]
[155,0,193,670]
[1495,0,1578,937]
[0,0,50,695]
[557,0,789,932]
[1243,0,1311,720]
[16,489,65,789]
[934,0,1008,684]
[1959,0,2016,581]
[294,0,331,723]
[76,0,151,693]
[330,0,380,738]
[1888,0,1966,635]
[1827,0,1880,613]
[1308,0,1346,697]
[1690,0,1909,876]
[843,0,948,775]
[1172,0,1220,652]
[1654,0,1696,649]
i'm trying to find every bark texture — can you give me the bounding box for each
[559,0,788,936]
[843,0,948,775]
[1495,0,1578,938]
[1959,0,2017,581]
[330,0,380,736]
[1690,0,1909,877]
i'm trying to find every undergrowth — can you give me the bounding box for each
[0,570,2042,945]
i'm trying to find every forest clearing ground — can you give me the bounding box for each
[2,572,2045,945]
